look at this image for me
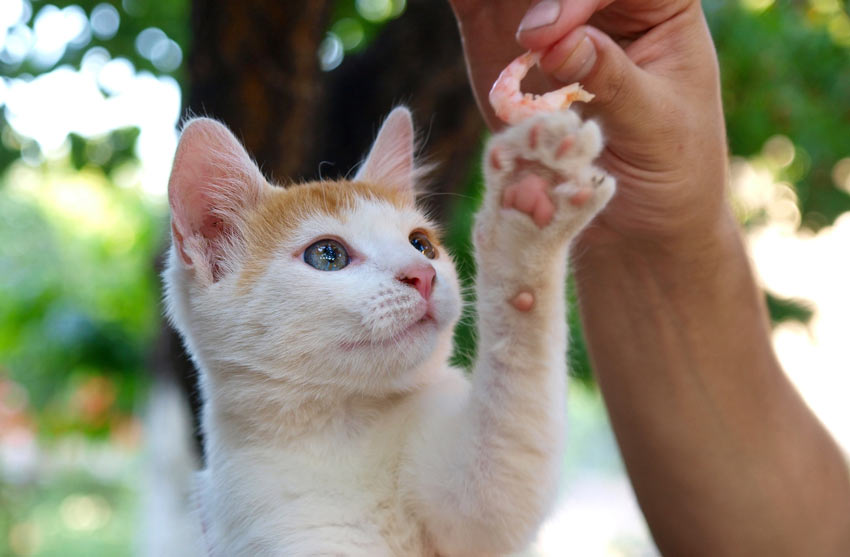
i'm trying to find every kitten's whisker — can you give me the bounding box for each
[317,160,334,181]
[344,162,361,181]
[416,192,477,201]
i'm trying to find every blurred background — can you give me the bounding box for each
[0,0,848,555]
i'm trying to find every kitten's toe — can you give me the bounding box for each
[553,170,615,217]
[574,120,604,160]
[488,144,509,172]
[566,186,593,207]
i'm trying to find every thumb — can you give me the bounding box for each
[539,26,654,128]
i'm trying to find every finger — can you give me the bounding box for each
[516,0,614,51]
[539,25,653,125]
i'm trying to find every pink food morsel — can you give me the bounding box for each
[488,51,594,125]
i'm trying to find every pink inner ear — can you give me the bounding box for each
[171,222,192,265]
[355,107,415,195]
[168,117,263,279]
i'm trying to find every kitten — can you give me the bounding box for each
[163,106,614,556]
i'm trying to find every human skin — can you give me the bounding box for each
[448,0,850,554]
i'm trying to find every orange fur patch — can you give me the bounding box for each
[238,179,415,287]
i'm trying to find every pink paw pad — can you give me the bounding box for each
[555,136,575,158]
[501,173,555,228]
[528,124,542,150]
[489,147,503,170]
[511,291,535,312]
[568,186,593,207]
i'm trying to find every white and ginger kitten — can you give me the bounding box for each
[163,106,614,556]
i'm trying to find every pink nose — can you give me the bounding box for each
[397,265,436,301]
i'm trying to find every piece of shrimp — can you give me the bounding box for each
[489,51,594,126]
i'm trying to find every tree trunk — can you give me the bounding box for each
[187,0,334,180]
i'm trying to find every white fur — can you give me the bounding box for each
[163,109,614,556]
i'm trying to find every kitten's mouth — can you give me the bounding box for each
[342,313,435,351]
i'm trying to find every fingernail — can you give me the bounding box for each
[518,0,561,33]
[554,35,596,82]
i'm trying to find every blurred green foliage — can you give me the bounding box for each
[1,0,184,429]
[1,1,183,554]
[1,167,162,431]
[707,0,850,229]
[0,465,138,556]
[0,0,188,177]
[0,1,187,80]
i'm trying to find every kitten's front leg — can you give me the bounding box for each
[475,110,614,316]
[412,111,614,556]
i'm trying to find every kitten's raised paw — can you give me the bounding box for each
[483,110,615,237]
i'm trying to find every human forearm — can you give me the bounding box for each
[574,210,850,556]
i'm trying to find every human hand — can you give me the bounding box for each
[448,0,731,254]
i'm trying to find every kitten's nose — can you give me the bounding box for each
[397,264,436,301]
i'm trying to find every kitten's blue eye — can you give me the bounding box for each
[304,239,350,271]
[409,231,437,259]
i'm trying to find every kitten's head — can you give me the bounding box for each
[163,108,462,397]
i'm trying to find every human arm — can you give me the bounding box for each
[575,206,850,556]
[448,0,850,554]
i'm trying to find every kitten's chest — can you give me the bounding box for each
[281,465,428,555]
[215,412,434,555]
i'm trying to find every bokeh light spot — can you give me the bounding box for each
[390,0,406,17]
[150,38,182,72]
[827,12,850,46]
[30,5,89,69]
[59,494,112,531]
[135,27,166,60]
[97,57,134,95]
[0,0,29,29]
[832,157,850,193]
[356,0,393,22]
[80,45,110,75]
[809,0,842,15]
[332,18,364,51]
[762,134,795,169]
[0,24,33,66]
[8,521,41,556]
[741,0,775,13]
[318,33,344,71]
[90,3,120,40]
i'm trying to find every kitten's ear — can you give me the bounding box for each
[354,107,415,197]
[168,117,265,282]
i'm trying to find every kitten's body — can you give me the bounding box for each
[164,108,614,556]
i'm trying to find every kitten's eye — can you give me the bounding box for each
[304,239,350,271]
[409,231,437,259]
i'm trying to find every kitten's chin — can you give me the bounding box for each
[377,322,455,395]
[338,315,451,395]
